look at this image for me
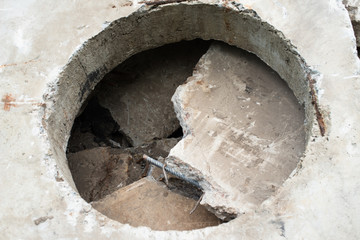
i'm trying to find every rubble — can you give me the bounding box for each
[67,97,131,153]
[95,40,210,146]
[168,42,306,215]
[67,138,180,202]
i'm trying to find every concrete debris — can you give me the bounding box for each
[91,177,221,231]
[67,130,100,153]
[68,147,135,202]
[67,97,131,153]
[168,42,306,215]
[96,40,210,146]
[67,138,180,202]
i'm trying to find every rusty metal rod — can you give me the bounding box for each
[143,154,202,189]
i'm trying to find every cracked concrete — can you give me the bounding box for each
[168,42,305,217]
[1,0,360,239]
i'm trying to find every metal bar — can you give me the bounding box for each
[143,154,202,189]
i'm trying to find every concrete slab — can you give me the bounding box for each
[168,42,305,216]
[92,177,221,231]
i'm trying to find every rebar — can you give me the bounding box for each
[143,154,202,190]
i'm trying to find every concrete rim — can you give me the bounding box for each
[45,2,320,237]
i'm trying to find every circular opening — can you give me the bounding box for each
[45,3,317,232]
[65,38,305,230]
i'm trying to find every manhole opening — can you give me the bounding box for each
[67,39,228,230]
[66,37,306,230]
[44,3,318,233]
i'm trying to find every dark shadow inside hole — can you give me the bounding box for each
[167,127,184,138]
[67,97,132,153]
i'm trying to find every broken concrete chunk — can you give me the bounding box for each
[67,138,180,202]
[96,41,209,146]
[67,97,132,153]
[168,42,306,215]
[67,147,135,202]
[67,129,99,153]
[91,178,221,231]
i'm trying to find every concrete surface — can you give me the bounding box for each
[92,177,221,231]
[168,42,305,217]
[1,0,360,239]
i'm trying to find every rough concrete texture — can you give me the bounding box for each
[168,42,305,216]
[68,138,179,202]
[67,97,131,152]
[68,147,133,202]
[344,0,360,47]
[1,0,360,239]
[96,41,209,146]
[92,178,221,231]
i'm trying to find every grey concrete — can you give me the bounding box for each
[1,0,360,239]
[168,42,305,218]
[91,177,221,231]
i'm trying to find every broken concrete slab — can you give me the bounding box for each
[91,177,221,231]
[67,147,135,202]
[168,42,306,216]
[67,138,180,202]
[96,41,209,146]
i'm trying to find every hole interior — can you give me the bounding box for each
[44,3,316,232]
[67,40,223,230]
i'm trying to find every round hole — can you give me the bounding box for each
[44,3,317,232]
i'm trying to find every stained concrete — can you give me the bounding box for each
[1,0,360,239]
